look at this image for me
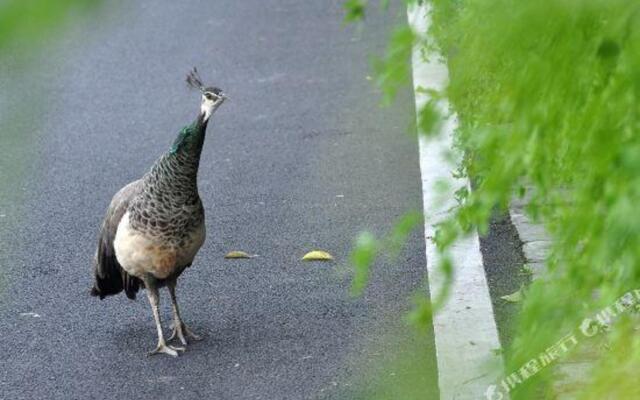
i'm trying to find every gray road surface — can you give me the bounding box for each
[0,1,440,399]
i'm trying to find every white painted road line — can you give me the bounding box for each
[408,3,506,400]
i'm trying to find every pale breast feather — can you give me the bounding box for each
[114,211,205,280]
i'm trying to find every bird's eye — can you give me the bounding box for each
[204,93,213,100]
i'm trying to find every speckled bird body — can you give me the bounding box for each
[91,69,226,357]
[114,119,208,281]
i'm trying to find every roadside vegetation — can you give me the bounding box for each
[3,0,639,397]
[347,0,640,398]
[0,0,101,296]
[0,0,98,53]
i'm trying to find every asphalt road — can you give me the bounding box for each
[0,1,439,399]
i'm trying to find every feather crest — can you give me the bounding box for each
[186,67,205,92]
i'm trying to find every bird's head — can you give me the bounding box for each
[186,67,227,121]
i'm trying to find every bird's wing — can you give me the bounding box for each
[101,180,142,246]
[91,180,143,299]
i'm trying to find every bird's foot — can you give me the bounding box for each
[148,340,186,357]
[169,321,203,346]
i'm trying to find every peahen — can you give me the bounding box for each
[90,68,226,357]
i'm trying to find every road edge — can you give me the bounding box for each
[408,3,506,399]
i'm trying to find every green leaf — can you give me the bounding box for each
[343,0,366,23]
[350,232,378,296]
[407,294,433,328]
[372,26,415,104]
[417,101,442,136]
[521,264,534,275]
[387,211,423,255]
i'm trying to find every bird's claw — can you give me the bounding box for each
[148,341,186,357]
[169,322,203,345]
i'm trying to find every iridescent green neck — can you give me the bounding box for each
[143,113,209,197]
[168,113,208,156]
[169,122,196,154]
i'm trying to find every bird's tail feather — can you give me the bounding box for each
[91,232,141,300]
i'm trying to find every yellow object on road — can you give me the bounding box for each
[301,250,334,261]
[224,251,255,259]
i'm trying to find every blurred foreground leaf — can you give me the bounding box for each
[350,232,378,295]
[343,0,366,23]
[416,101,442,136]
[0,0,99,53]
[373,25,414,104]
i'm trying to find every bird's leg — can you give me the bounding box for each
[167,279,202,345]
[145,281,186,357]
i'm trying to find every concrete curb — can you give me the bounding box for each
[409,3,505,398]
[508,193,594,399]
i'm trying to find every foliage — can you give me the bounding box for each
[429,0,640,397]
[0,0,98,53]
[373,25,415,105]
[343,0,367,23]
[348,0,640,397]
[349,211,423,296]
[0,1,102,299]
